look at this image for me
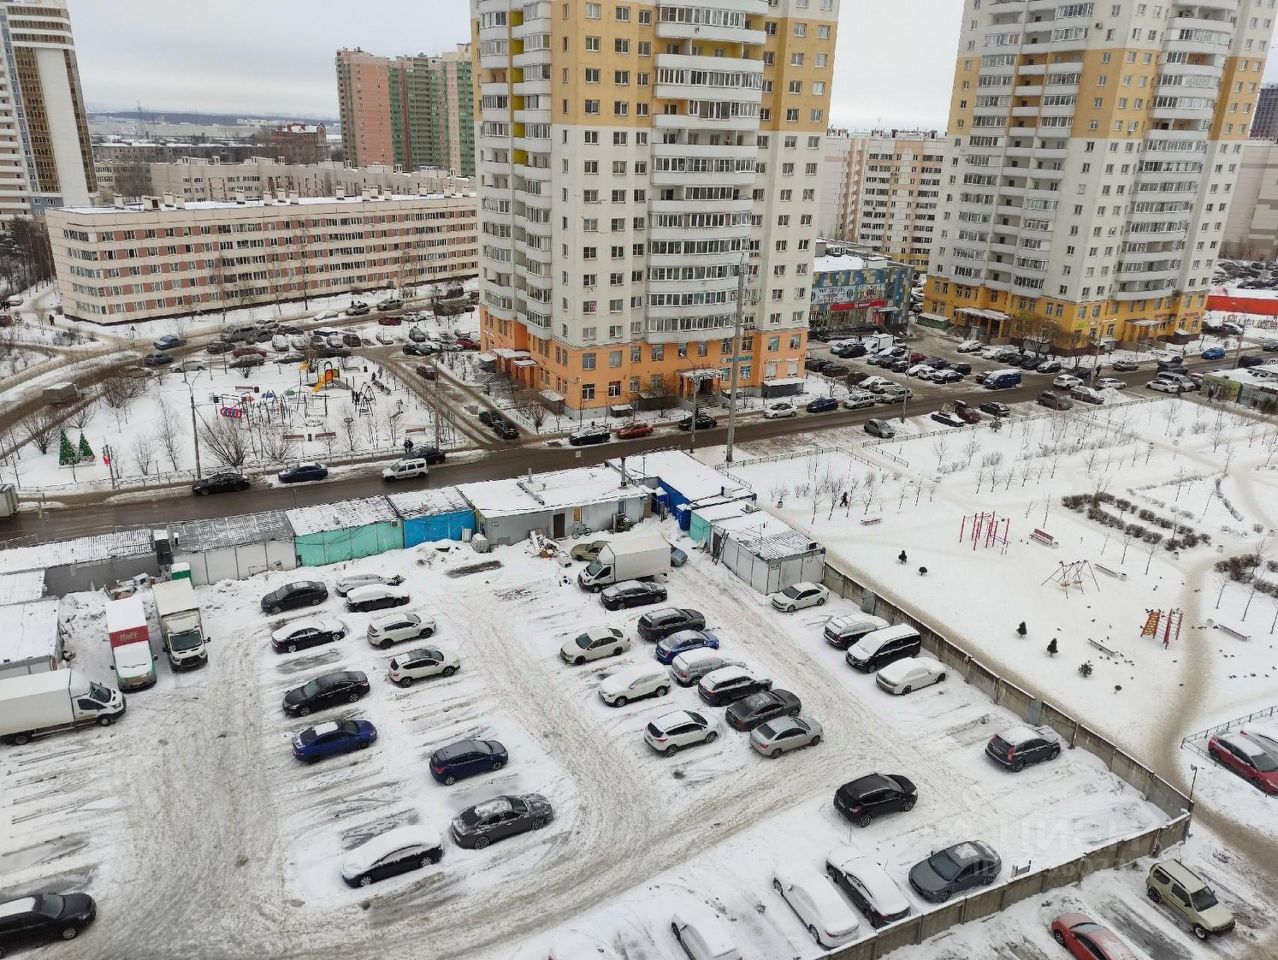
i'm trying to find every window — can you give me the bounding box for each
[788,80,802,94]
[614,38,629,53]
[790,52,804,66]
[814,53,827,67]
[585,99,600,114]
[638,9,651,23]
[638,40,650,56]
[586,2,600,16]
[583,246,597,260]
[615,5,630,20]
[609,349,623,366]
[615,70,629,85]
[794,22,806,36]
[585,67,600,83]
[607,381,622,398]
[584,130,599,144]
[614,101,629,116]
[785,108,799,121]
[586,36,600,51]
[818,25,829,39]
[581,383,596,401]
[582,353,597,369]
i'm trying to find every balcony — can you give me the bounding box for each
[650,196,752,214]
[654,111,759,133]
[651,166,754,187]
[655,21,765,46]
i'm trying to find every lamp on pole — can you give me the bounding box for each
[186,370,206,480]
[724,253,747,464]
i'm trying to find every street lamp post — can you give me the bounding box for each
[186,370,206,479]
[724,254,746,464]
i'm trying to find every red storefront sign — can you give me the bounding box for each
[829,299,887,312]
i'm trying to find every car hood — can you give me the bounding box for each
[908,860,948,896]
[1197,902,1235,930]
[282,688,308,706]
[57,892,95,920]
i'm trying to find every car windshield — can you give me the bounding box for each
[575,634,594,649]
[300,680,321,697]
[756,721,779,739]
[584,560,603,576]
[169,629,203,652]
[88,682,112,704]
[1190,887,1219,911]
[781,586,802,599]
[35,894,64,918]
[299,728,319,744]
[928,850,962,881]
[1249,748,1278,772]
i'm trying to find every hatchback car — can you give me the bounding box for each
[0,893,96,953]
[833,772,917,827]
[451,794,553,849]
[1049,913,1139,960]
[600,580,667,610]
[568,425,611,446]
[644,709,717,756]
[985,724,1061,771]
[387,647,459,687]
[750,715,822,757]
[191,472,249,496]
[908,841,1001,902]
[430,738,508,785]
[864,418,896,439]
[366,612,435,649]
[599,664,671,707]
[769,582,828,612]
[638,607,706,642]
[142,351,174,367]
[875,656,946,695]
[654,629,720,665]
[1208,732,1278,793]
[726,689,801,731]
[669,650,746,687]
[825,847,911,928]
[843,392,876,410]
[345,584,411,613]
[282,670,369,716]
[340,825,443,888]
[1035,359,1062,374]
[270,616,346,654]
[292,718,377,762]
[806,396,839,414]
[261,580,329,615]
[1146,859,1235,939]
[764,401,797,419]
[698,665,773,706]
[277,462,328,484]
[335,571,405,596]
[153,334,185,351]
[561,626,630,664]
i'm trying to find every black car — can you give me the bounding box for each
[342,333,362,348]
[698,670,773,706]
[637,607,706,642]
[985,725,1062,771]
[205,340,233,354]
[833,772,918,827]
[568,425,610,446]
[805,357,831,372]
[839,342,868,358]
[952,362,972,375]
[845,628,922,673]
[414,364,438,380]
[478,410,496,426]
[725,689,801,731]
[889,359,911,373]
[408,326,428,343]
[403,343,433,357]
[430,738,508,785]
[282,670,370,716]
[406,444,446,465]
[492,420,519,441]
[278,324,302,336]
[228,355,265,370]
[277,463,329,484]
[677,412,718,431]
[1238,354,1268,368]
[600,581,667,610]
[822,362,849,377]
[261,580,329,614]
[450,793,554,850]
[0,893,96,953]
[191,472,250,496]
[142,351,174,367]
[978,401,1010,417]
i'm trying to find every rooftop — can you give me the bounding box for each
[0,528,154,575]
[608,450,753,504]
[58,193,475,216]
[1204,361,1278,388]
[0,569,45,606]
[386,485,472,519]
[287,497,399,537]
[173,510,292,553]
[459,466,646,518]
[712,513,821,560]
[3,599,61,666]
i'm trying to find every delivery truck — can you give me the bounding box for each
[0,669,126,745]
[152,579,208,669]
[105,595,157,691]
[105,595,149,648]
[577,529,672,591]
[0,483,16,520]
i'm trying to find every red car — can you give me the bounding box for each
[909,352,926,364]
[952,401,982,424]
[614,421,654,440]
[377,315,403,326]
[1050,914,1138,960]
[231,345,266,358]
[455,336,481,350]
[1208,732,1278,793]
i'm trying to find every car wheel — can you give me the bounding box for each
[1147,887,1161,904]
[421,627,434,638]
[857,813,872,828]
[902,795,917,811]
[443,775,456,786]
[491,760,504,772]
[770,748,783,759]
[937,672,947,683]
[1052,931,1066,946]
[664,744,679,757]
[347,694,359,703]
[705,731,718,744]
[310,598,322,606]
[773,879,783,893]
[397,677,414,688]
[1013,759,1026,772]
[817,596,826,606]
[614,696,628,707]
[981,873,995,886]
[97,716,114,727]
[809,735,821,747]
[197,489,208,496]
[358,875,372,887]
[61,927,79,941]
[379,639,393,649]
[299,706,311,717]
[1192,925,1209,941]
[441,665,457,677]
[612,647,622,657]
[808,925,821,945]
[936,889,951,903]
[1050,745,1061,760]
[269,605,282,615]
[655,686,669,697]
[419,853,436,870]
[358,740,370,749]
[901,685,912,695]
[474,836,490,850]
[574,656,586,665]
[287,643,298,653]
[533,816,549,829]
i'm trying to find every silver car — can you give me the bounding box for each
[643,709,717,756]
[669,649,746,687]
[336,571,405,597]
[750,715,823,758]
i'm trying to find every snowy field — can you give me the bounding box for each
[0,523,1205,960]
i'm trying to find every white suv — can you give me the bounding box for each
[598,664,671,707]
[366,612,436,648]
[387,647,460,686]
[764,401,797,419]
[643,709,718,755]
[382,458,429,481]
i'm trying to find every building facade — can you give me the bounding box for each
[818,129,944,271]
[472,0,838,412]
[47,192,478,325]
[924,1,1274,351]
[1251,83,1278,139]
[336,46,476,176]
[256,123,329,165]
[95,139,277,203]
[810,239,913,333]
[149,157,471,203]
[0,0,95,216]
[1223,139,1278,259]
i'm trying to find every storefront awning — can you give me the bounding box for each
[512,358,538,367]
[492,348,530,359]
[958,307,1008,320]
[876,305,898,313]
[764,376,805,387]
[678,369,722,381]
[917,312,948,324]
[476,352,497,363]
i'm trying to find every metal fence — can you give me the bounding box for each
[1180,702,1278,760]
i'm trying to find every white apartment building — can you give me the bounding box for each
[473,0,840,411]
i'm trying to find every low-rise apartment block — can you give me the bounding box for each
[810,239,913,334]
[149,158,470,204]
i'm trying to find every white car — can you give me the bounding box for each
[671,906,742,960]
[1052,374,1082,389]
[860,376,893,393]
[874,656,947,695]
[381,457,430,481]
[825,846,912,928]
[769,582,829,612]
[670,649,746,687]
[842,391,876,410]
[764,401,797,419]
[773,864,861,948]
[1146,378,1181,394]
[643,709,718,755]
[956,340,983,353]
[560,625,631,664]
[345,584,411,613]
[289,334,308,350]
[172,359,205,373]
[313,309,340,321]
[1095,377,1126,390]
[387,647,460,686]
[366,612,436,648]
[907,363,935,379]
[271,334,289,352]
[598,664,671,707]
[335,571,405,596]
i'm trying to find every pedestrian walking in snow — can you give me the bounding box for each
[840,491,849,509]
[918,566,928,577]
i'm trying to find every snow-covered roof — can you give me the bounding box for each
[0,570,45,606]
[459,466,646,518]
[173,510,292,552]
[3,599,60,666]
[287,497,399,536]
[814,252,868,272]
[713,513,820,560]
[691,500,754,524]
[0,529,154,575]
[608,450,752,503]
[61,193,475,215]
[1204,362,1278,387]
[386,486,472,520]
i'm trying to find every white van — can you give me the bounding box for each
[671,905,742,960]
[381,457,430,481]
[111,640,157,691]
[598,664,671,707]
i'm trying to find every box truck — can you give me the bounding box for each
[0,483,16,520]
[152,579,208,670]
[0,669,126,745]
[106,596,149,647]
[577,529,671,591]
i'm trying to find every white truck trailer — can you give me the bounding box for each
[152,579,208,669]
[0,669,126,745]
[577,529,671,591]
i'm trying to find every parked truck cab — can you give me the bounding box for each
[576,529,672,591]
[0,670,126,745]
[152,579,208,669]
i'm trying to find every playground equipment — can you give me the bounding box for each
[312,368,336,393]
[1141,608,1183,648]
[958,511,1010,552]
[1042,559,1100,597]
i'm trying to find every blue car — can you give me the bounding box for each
[429,738,508,785]
[654,629,720,665]
[153,334,184,351]
[292,718,377,763]
[806,396,839,414]
[1201,346,1226,360]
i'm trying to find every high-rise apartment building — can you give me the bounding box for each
[336,46,475,176]
[924,2,1274,350]
[0,0,95,217]
[1251,82,1278,139]
[472,0,838,412]
[819,129,945,270]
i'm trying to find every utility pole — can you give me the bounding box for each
[725,253,746,464]
[688,380,699,453]
[187,371,205,479]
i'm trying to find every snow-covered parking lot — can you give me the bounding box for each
[1,523,1190,960]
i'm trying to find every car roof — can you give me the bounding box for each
[372,612,418,626]
[348,584,407,599]
[999,724,1055,746]
[701,665,753,687]
[344,825,441,871]
[653,710,699,729]
[671,906,734,954]
[1153,858,1208,891]
[673,648,725,666]
[947,840,996,865]
[472,796,516,818]
[309,721,340,737]
[582,625,620,640]
[826,850,910,913]
[1219,732,1269,759]
[662,629,709,644]
[851,623,917,653]
[273,616,336,636]
[840,773,897,797]
[877,656,928,681]
[758,715,803,735]
[436,739,484,759]
[0,897,36,919]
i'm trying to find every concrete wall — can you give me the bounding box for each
[174,540,296,587]
[43,554,159,596]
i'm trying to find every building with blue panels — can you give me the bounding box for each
[388,487,477,547]
[609,451,754,530]
[810,240,913,335]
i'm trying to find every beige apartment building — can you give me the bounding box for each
[818,129,944,272]
[149,157,472,203]
[1222,138,1278,260]
[46,192,478,325]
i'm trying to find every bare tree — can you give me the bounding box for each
[255,426,298,463]
[68,401,96,432]
[18,409,57,454]
[1243,539,1271,621]
[961,436,981,469]
[130,433,158,476]
[341,417,360,454]
[930,436,950,469]
[154,398,183,472]
[198,416,249,469]
[380,406,404,448]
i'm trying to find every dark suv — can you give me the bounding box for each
[191,472,250,496]
[637,607,706,642]
[833,772,918,827]
[260,580,329,614]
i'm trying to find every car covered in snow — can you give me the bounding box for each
[956,340,983,353]
[292,718,377,762]
[599,664,671,707]
[825,847,911,928]
[270,615,346,653]
[823,613,889,650]
[386,647,459,687]
[768,582,828,612]
[875,656,947,695]
[568,424,611,446]
[772,864,860,948]
[340,825,443,888]
[697,665,772,706]
[345,584,411,614]
[335,571,405,596]
[366,612,435,648]
[560,626,630,664]
[985,723,1061,771]
[845,624,922,673]
[643,709,718,755]
[450,794,553,849]
[654,629,720,665]
[670,905,742,960]
[1071,385,1106,405]
[908,840,1001,902]
[669,649,746,687]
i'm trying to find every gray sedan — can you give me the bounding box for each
[749,715,823,758]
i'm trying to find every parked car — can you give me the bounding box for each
[825,847,911,928]
[1201,346,1227,361]
[978,401,1011,417]
[654,629,720,666]
[669,545,689,567]
[933,369,965,385]
[1146,859,1235,939]
[1208,732,1278,793]
[985,723,1062,771]
[614,421,654,440]
[205,341,234,354]
[876,387,912,405]
[228,354,265,370]
[845,624,921,672]
[1071,385,1106,405]
[366,612,435,649]
[670,906,742,960]
[335,571,404,596]
[908,840,1001,902]
[823,613,889,650]
[1052,374,1083,390]
[381,457,430,481]
[191,472,249,496]
[1095,377,1126,391]
[1238,354,1268,368]
[292,718,377,762]
[843,392,876,410]
[670,649,745,687]
[405,444,446,465]
[377,297,404,311]
[451,793,554,850]
[750,715,822,757]
[697,665,772,706]
[560,625,630,664]
[1111,358,1139,372]
[0,892,96,953]
[386,647,460,687]
[875,656,947,695]
[1049,913,1140,960]
[403,343,433,357]
[600,580,667,610]
[277,463,328,484]
[282,670,370,716]
[153,334,185,351]
[956,340,983,353]
[261,580,329,615]
[725,689,801,732]
[1147,379,1183,394]
[340,825,443,888]
[768,581,828,612]
[806,396,839,414]
[569,424,611,446]
[173,356,211,371]
[492,419,520,441]
[430,738,508,785]
[345,584,411,614]
[864,418,896,439]
[270,616,345,653]
[805,357,831,373]
[143,351,174,367]
[1036,359,1063,374]
[772,865,860,948]
[637,607,706,642]
[833,772,917,827]
[346,302,371,316]
[599,664,671,707]
[644,709,717,756]
[764,400,797,419]
[677,412,718,431]
[414,364,437,380]
[570,540,609,562]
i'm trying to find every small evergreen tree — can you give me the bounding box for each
[57,429,76,466]
[1016,621,1027,637]
[77,432,93,462]
[1046,638,1058,657]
